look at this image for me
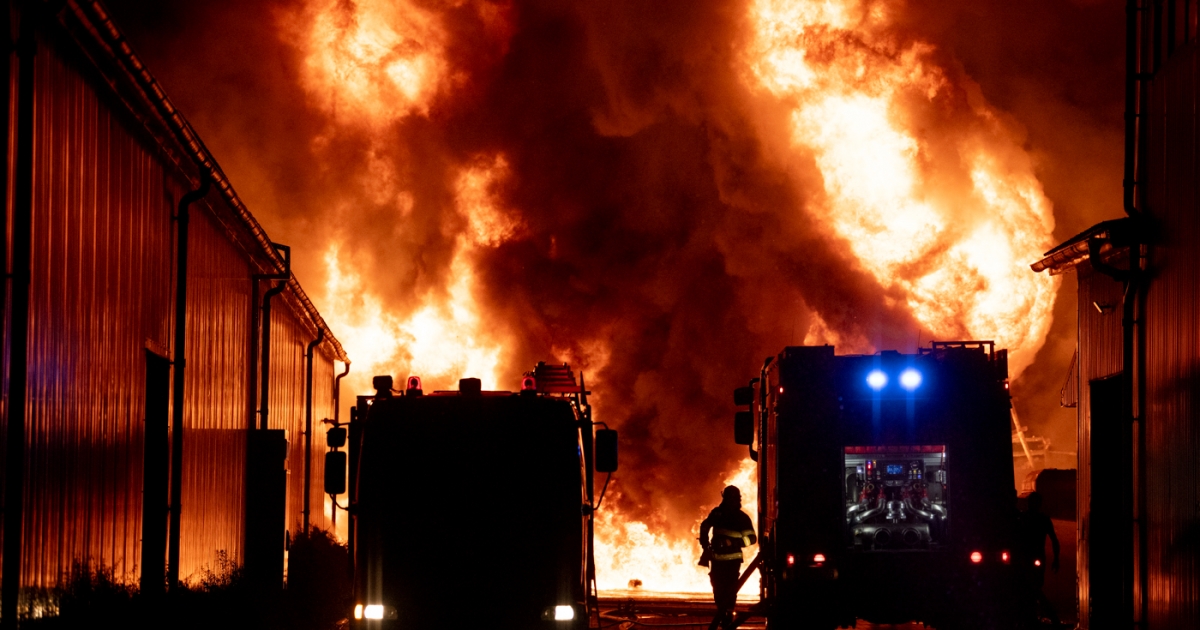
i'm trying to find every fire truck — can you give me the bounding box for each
[324,363,616,629]
[733,342,1018,629]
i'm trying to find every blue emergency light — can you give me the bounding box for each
[899,368,923,391]
[866,370,888,390]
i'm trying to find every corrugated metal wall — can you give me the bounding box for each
[19,30,175,590]
[1074,264,1126,629]
[268,304,339,544]
[3,19,346,596]
[1140,33,1200,629]
[177,207,252,582]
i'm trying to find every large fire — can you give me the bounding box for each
[257,0,1057,596]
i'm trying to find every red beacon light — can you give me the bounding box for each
[1001,551,1010,564]
[969,551,983,564]
[405,376,423,397]
[786,554,795,567]
[1034,559,1042,567]
[520,376,538,396]
[812,553,826,564]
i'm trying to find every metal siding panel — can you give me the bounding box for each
[1075,265,1127,628]
[19,34,173,590]
[7,17,346,596]
[264,306,304,545]
[177,206,251,582]
[1142,39,1200,628]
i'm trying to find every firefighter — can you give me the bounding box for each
[699,485,756,630]
[1016,491,1061,627]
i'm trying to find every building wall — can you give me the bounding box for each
[1073,264,1126,629]
[1141,35,1200,629]
[3,17,345,596]
[177,207,253,582]
[18,29,176,590]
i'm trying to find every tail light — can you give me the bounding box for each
[969,551,983,564]
[813,553,826,564]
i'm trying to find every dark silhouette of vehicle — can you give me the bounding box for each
[732,342,1018,629]
[325,363,616,629]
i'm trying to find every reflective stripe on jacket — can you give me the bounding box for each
[700,505,757,563]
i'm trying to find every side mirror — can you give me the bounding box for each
[734,411,754,445]
[326,426,346,448]
[733,386,755,406]
[595,429,618,473]
[324,451,347,495]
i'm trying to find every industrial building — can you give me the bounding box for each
[0,0,348,617]
[1032,2,1200,627]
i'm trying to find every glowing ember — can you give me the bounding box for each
[746,0,1059,377]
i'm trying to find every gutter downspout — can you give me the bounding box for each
[1122,1,1150,623]
[259,281,288,431]
[302,328,325,535]
[330,361,350,532]
[2,9,37,626]
[256,245,290,432]
[166,172,212,591]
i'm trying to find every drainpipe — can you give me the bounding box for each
[2,9,36,626]
[165,172,213,592]
[256,245,291,431]
[334,361,351,426]
[302,328,326,535]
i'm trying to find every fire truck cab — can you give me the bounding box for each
[734,343,1017,629]
[328,363,616,629]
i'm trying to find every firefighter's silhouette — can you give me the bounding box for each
[699,485,756,630]
[1016,491,1061,627]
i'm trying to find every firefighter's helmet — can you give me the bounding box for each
[722,485,741,500]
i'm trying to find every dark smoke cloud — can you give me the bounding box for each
[104,0,1122,528]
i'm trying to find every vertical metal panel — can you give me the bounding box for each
[1141,37,1200,629]
[18,33,173,590]
[1074,264,1127,629]
[6,17,347,597]
[267,306,341,548]
[310,353,335,534]
[176,206,251,582]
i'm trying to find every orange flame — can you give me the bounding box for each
[321,155,518,394]
[746,0,1059,376]
[295,0,449,125]
[595,458,760,597]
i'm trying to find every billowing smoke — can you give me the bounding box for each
[106,0,1122,586]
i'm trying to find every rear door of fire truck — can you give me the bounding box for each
[344,378,593,629]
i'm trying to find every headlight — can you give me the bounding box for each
[542,605,575,621]
[355,604,397,620]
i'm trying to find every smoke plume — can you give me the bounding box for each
[105,0,1123,580]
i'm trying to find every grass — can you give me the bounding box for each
[20,528,350,630]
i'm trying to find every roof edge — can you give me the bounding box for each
[63,0,349,364]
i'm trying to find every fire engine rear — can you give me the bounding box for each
[733,342,1017,629]
[324,363,616,629]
